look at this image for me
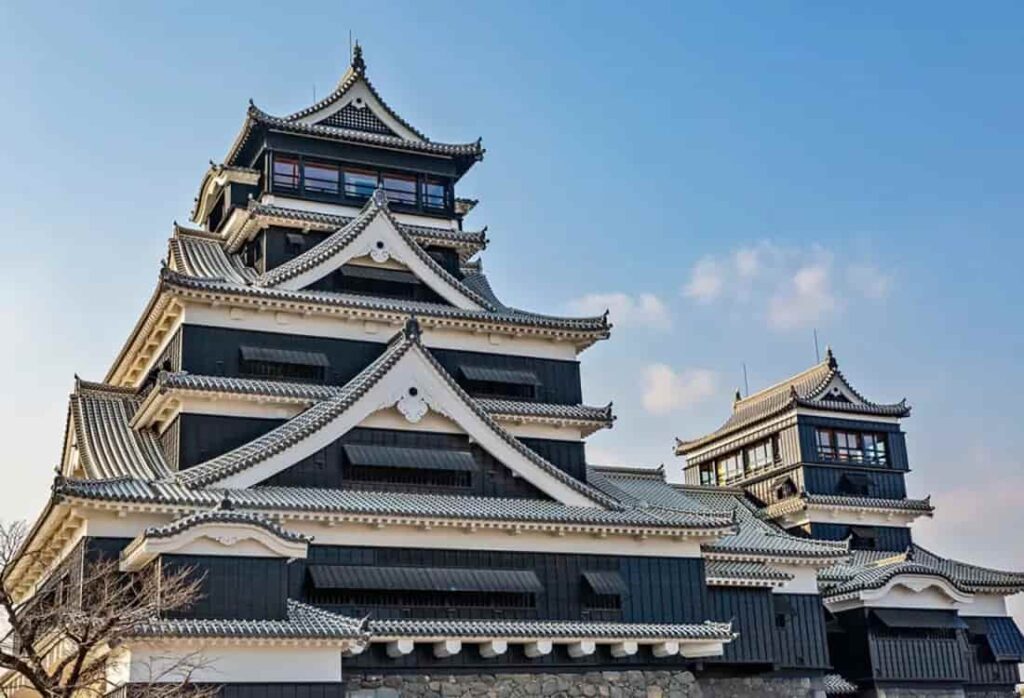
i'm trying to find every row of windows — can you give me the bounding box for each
[815,428,888,465]
[698,437,778,486]
[271,154,449,211]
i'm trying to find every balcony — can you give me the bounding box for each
[270,154,452,216]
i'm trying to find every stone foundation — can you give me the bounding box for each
[345,671,827,697]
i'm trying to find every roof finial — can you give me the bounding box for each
[352,40,365,76]
[403,315,422,342]
[734,389,743,403]
[219,495,234,511]
[825,345,837,369]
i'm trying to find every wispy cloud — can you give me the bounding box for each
[567,292,671,330]
[641,364,719,415]
[681,242,891,332]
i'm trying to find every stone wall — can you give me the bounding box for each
[345,671,827,698]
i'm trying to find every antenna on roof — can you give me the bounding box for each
[813,329,821,363]
[742,362,749,397]
[349,30,352,59]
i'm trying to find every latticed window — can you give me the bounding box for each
[272,156,300,190]
[303,161,339,195]
[716,453,744,484]
[816,428,888,465]
[746,438,775,471]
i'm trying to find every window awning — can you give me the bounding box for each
[849,526,878,539]
[342,444,477,472]
[871,609,967,630]
[239,346,330,367]
[582,571,629,596]
[459,365,541,386]
[963,616,1024,662]
[307,565,544,593]
[341,265,420,285]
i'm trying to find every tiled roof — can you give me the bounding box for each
[368,618,735,641]
[284,44,427,141]
[473,398,614,426]
[255,193,494,313]
[823,674,859,695]
[131,599,365,640]
[245,202,487,255]
[677,349,910,453]
[160,267,611,337]
[142,508,312,544]
[587,467,849,561]
[177,331,410,487]
[704,560,793,585]
[151,371,611,429]
[227,104,482,168]
[69,380,172,480]
[168,232,258,285]
[174,321,619,507]
[820,546,1024,597]
[54,479,734,531]
[760,494,934,519]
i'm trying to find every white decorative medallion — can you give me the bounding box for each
[396,387,429,423]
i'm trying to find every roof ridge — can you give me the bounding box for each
[733,359,832,410]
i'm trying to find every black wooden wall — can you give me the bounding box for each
[161,554,289,620]
[796,416,909,472]
[810,523,912,552]
[176,414,286,470]
[801,465,908,499]
[293,546,707,625]
[706,589,830,670]
[260,427,549,499]
[179,326,584,405]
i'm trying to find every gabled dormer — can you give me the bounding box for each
[196,44,483,232]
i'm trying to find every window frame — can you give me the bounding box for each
[815,428,889,466]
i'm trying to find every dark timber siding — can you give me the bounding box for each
[260,427,549,499]
[520,438,587,482]
[180,326,584,405]
[810,523,913,552]
[308,547,711,671]
[706,587,774,665]
[177,414,285,470]
[802,465,908,499]
[293,546,707,624]
[772,594,831,670]
[161,554,289,620]
[797,416,909,472]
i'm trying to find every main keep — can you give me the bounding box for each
[7,48,1024,698]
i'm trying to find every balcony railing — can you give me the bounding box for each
[817,446,888,467]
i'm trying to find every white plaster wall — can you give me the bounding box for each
[127,643,342,683]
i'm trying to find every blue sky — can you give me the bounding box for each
[0,1,1022,619]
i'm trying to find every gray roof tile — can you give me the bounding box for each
[368,618,735,641]
[131,599,365,640]
[143,508,312,544]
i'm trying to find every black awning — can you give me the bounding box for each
[459,365,541,386]
[871,608,967,630]
[307,565,543,593]
[963,616,1024,662]
[342,444,477,472]
[582,571,629,596]
[773,595,796,616]
[340,265,420,285]
[239,346,330,367]
[849,526,878,539]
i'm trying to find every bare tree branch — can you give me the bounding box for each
[0,520,216,698]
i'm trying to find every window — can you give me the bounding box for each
[382,173,417,205]
[343,169,378,199]
[816,428,888,465]
[272,156,300,190]
[423,178,448,209]
[746,438,775,471]
[303,161,339,195]
[238,347,330,384]
[716,453,744,484]
[698,464,715,486]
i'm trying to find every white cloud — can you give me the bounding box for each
[681,242,891,333]
[733,247,760,278]
[682,257,724,303]
[641,363,718,415]
[567,292,671,330]
[847,264,892,300]
[767,262,837,331]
